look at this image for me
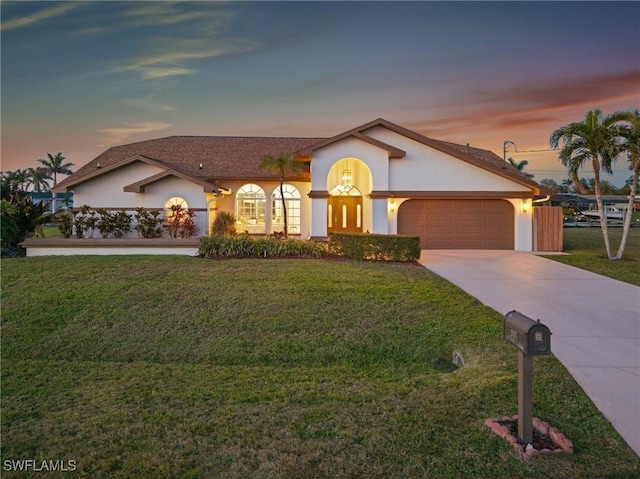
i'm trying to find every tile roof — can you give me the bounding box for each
[55,136,325,191]
[54,119,544,194]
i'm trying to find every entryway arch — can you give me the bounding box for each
[326,158,371,234]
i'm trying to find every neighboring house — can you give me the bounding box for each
[550,193,640,212]
[53,118,544,250]
[28,191,73,214]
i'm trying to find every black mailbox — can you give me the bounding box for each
[503,310,551,355]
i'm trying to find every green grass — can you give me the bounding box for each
[544,226,640,286]
[2,256,638,478]
[38,224,63,238]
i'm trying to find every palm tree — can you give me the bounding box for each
[507,157,535,178]
[550,109,634,259]
[615,109,640,260]
[37,152,74,186]
[259,151,305,239]
[26,167,52,192]
[560,178,574,194]
[568,172,589,194]
[1,169,30,197]
[596,179,618,195]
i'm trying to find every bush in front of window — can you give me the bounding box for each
[198,235,324,259]
[165,204,199,239]
[211,211,237,236]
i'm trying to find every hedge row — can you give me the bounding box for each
[199,235,325,259]
[327,232,421,262]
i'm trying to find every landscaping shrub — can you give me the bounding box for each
[73,205,97,238]
[72,206,132,238]
[95,209,117,238]
[165,204,199,238]
[0,195,50,257]
[113,210,133,238]
[212,210,237,236]
[56,210,73,238]
[1,200,22,257]
[135,208,164,238]
[199,234,325,258]
[328,232,421,262]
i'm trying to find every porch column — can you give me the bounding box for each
[509,198,534,251]
[370,198,389,234]
[309,190,330,240]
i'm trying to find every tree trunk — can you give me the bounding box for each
[572,171,588,194]
[280,177,288,239]
[592,159,613,259]
[614,161,639,259]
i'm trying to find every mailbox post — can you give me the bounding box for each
[503,310,551,444]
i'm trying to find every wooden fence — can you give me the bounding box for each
[533,207,563,252]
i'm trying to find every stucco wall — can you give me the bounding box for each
[310,138,388,192]
[71,163,314,238]
[308,126,535,250]
[71,162,209,236]
[72,162,165,207]
[364,126,530,192]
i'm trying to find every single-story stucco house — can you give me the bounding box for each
[52,118,546,251]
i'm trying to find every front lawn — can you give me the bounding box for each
[1,256,638,478]
[545,226,640,286]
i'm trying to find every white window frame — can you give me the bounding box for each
[236,184,266,234]
[271,184,301,235]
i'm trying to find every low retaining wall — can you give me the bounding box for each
[20,238,201,256]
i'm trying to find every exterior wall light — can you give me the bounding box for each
[521,199,530,213]
[389,200,395,213]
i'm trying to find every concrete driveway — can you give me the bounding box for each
[420,250,640,457]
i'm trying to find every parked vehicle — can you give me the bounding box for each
[579,204,626,221]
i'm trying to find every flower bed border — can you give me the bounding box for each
[484,415,574,460]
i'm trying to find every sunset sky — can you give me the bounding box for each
[2,1,639,186]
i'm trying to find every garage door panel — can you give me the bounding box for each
[398,199,514,249]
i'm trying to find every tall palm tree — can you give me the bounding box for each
[25,167,52,192]
[615,109,640,260]
[550,109,634,259]
[259,151,305,239]
[507,157,535,178]
[37,152,74,186]
[560,178,574,194]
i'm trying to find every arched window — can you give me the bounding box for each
[236,184,266,234]
[164,196,188,220]
[272,184,301,235]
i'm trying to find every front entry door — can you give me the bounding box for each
[327,196,363,233]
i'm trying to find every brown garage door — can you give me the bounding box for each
[397,199,514,249]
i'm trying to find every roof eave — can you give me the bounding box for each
[297,133,406,158]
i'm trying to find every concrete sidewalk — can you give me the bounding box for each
[420,250,640,457]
